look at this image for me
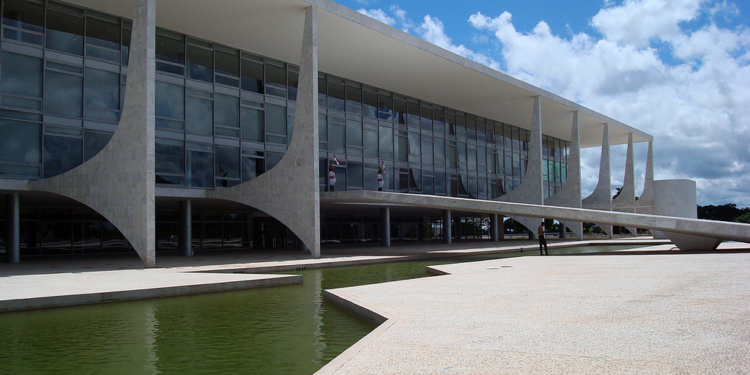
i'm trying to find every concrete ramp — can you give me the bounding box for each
[322,191,750,249]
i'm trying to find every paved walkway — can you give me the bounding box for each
[321,244,750,374]
[0,238,663,312]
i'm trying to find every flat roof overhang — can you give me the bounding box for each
[69,0,652,148]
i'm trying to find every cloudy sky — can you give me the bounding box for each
[344,0,750,207]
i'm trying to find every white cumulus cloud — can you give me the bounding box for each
[470,0,750,205]
[357,8,396,26]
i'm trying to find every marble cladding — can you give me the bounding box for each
[28,0,156,267]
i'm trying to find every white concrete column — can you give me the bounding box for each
[496,96,544,239]
[207,7,321,257]
[5,193,20,264]
[636,141,654,214]
[546,111,583,240]
[582,123,613,238]
[179,200,192,257]
[29,0,156,266]
[612,133,636,236]
[443,209,452,244]
[380,207,391,247]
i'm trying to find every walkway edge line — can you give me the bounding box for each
[317,290,400,375]
[0,275,301,313]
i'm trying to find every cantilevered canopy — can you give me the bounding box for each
[71,0,651,147]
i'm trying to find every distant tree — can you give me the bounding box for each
[734,212,750,224]
[698,204,750,222]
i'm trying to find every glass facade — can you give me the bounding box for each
[0,0,571,251]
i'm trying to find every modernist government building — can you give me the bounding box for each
[1,0,747,266]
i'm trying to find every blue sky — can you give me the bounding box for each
[341,0,750,207]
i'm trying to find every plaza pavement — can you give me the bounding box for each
[0,238,663,312]
[320,243,750,374]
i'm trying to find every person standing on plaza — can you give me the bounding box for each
[537,221,549,255]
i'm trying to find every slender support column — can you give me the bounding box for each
[582,123,613,238]
[29,0,156,266]
[490,214,499,242]
[546,111,583,240]
[496,96,544,238]
[5,193,20,264]
[636,141,654,215]
[612,133,636,236]
[178,200,192,257]
[443,209,452,244]
[206,7,320,257]
[380,207,391,247]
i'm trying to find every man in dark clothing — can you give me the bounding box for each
[537,221,549,255]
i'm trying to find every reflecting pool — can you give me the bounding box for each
[0,244,641,374]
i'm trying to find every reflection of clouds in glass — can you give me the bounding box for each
[186,97,212,135]
[0,121,41,164]
[44,135,81,177]
[45,71,82,117]
[155,82,184,119]
[46,30,83,55]
[1,52,43,97]
[155,140,184,174]
[85,69,119,110]
[188,151,213,187]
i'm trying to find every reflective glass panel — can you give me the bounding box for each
[421,139,433,166]
[241,156,264,182]
[241,107,264,142]
[85,16,120,57]
[378,126,393,160]
[46,10,84,55]
[363,90,377,118]
[83,130,112,161]
[434,139,445,167]
[84,68,119,111]
[265,151,283,171]
[44,135,81,177]
[347,162,363,188]
[215,50,239,78]
[156,81,184,120]
[327,80,345,111]
[329,123,345,154]
[434,172,446,195]
[241,59,263,93]
[1,52,42,97]
[187,149,213,187]
[215,145,239,186]
[396,134,408,162]
[393,98,406,124]
[265,104,286,135]
[156,33,184,64]
[346,119,362,147]
[187,45,213,83]
[155,138,184,175]
[3,0,44,33]
[0,119,40,164]
[364,129,378,158]
[214,94,239,128]
[265,64,286,97]
[345,84,362,114]
[186,96,212,135]
[287,70,298,101]
[44,71,83,118]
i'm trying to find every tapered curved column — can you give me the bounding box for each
[29,0,156,266]
[582,124,613,238]
[496,96,544,239]
[207,7,321,257]
[636,141,654,215]
[612,133,636,236]
[545,112,583,239]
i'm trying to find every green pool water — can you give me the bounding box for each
[0,244,641,374]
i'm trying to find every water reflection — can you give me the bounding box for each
[0,245,641,374]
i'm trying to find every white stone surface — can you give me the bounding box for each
[545,112,583,239]
[323,191,750,246]
[29,0,156,267]
[207,7,321,257]
[324,252,750,374]
[496,96,544,238]
[582,124,613,237]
